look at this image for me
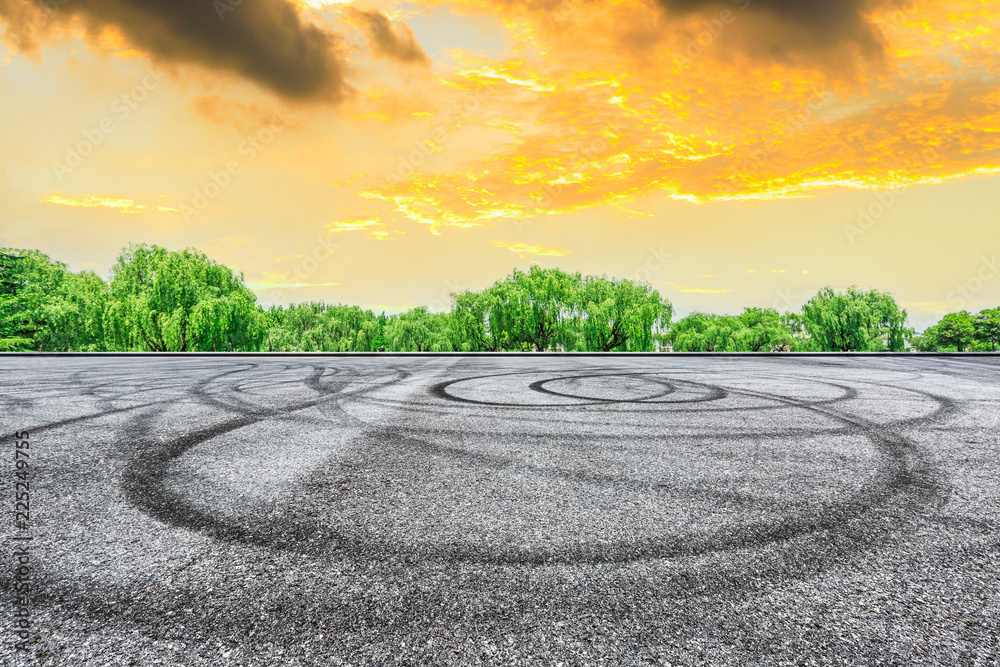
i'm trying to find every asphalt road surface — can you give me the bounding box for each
[1,354,998,665]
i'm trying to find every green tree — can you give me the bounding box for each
[260,305,286,352]
[974,307,1000,352]
[0,251,37,351]
[779,312,818,351]
[934,311,977,352]
[909,326,940,352]
[61,270,110,351]
[372,312,388,351]
[105,244,265,351]
[267,302,379,351]
[385,307,454,351]
[801,287,910,352]
[731,308,794,352]
[506,267,581,351]
[668,308,794,352]
[0,248,108,351]
[668,312,735,351]
[452,289,500,352]
[577,275,671,351]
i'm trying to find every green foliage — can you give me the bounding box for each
[801,286,911,352]
[778,312,819,351]
[384,307,454,352]
[0,248,108,351]
[505,266,581,352]
[932,311,977,352]
[916,308,997,351]
[452,267,671,351]
[667,312,728,352]
[577,275,671,352]
[730,308,792,352]
[104,244,264,351]
[974,308,1000,352]
[5,243,999,355]
[668,308,794,352]
[266,302,379,351]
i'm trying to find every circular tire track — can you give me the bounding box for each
[118,363,948,567]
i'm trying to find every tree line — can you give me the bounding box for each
[0,243,993,353]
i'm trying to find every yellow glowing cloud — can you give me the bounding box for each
[248,281,341,289]
[662,282,734,294]
[41,193,177,214]
[494,241,571,258]
[325,218,399,240]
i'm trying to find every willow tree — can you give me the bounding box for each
[105,244,264,351]
[1,251,40,351]
[384,307,454,351]
[0,248,108,351]
[801,287,910,352]
[577,275,671,352]
[316,304,380,351]
[267,302,380,351]
[478,266,582,351]
[668,312,738,352]
[730,308,795,352]
[452,289,503,351]
[452,267,588,351]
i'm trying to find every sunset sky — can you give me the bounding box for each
[1,0,998,327]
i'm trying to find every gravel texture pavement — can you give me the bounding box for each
[1,354,998,665]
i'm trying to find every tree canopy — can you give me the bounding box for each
[104,244,265,352]
[5,243,998,354]
[974,308,1000,352]
[668,308,799,352]
[451,267,670,352]
[914,308,1000,352]
[266,302,380,352]
[801,287,910,352]
[0,248,108,351]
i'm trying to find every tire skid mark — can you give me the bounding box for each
[9,357,986,649]
[120,361,410,549]
[337,378,942,565]
[428,371,864,412]
[119,364,947,568]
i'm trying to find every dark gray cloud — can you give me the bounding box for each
[659,0,884,55]
[1,0,350,101]
[344,8,430,66]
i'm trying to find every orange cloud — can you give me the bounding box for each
[346,0,1000,230]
